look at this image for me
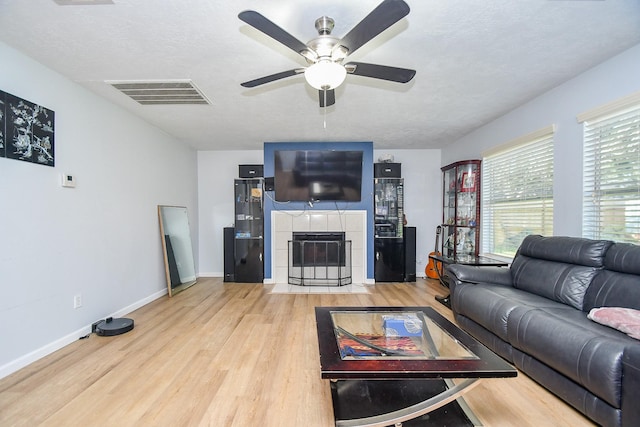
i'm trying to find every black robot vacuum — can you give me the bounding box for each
[95,317,134,336]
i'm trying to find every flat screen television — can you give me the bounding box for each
[274,150,363,202]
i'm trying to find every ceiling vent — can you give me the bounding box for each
[108,80,211,105]
[53,0,114,5]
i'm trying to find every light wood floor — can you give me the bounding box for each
[0,278,596,427]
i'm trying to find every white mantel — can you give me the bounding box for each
[270,210,367,285]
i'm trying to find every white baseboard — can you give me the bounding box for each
[109,288,167,319]
[197,272,222,278]
[0,288,167,380]
[266,278,372,285]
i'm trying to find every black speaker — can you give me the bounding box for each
[374,163,401,178]
[239,164,263,178]
[264,177,275,191]
[404,226,416,282]
[223,227,235,282]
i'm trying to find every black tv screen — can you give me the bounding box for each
[274,150,363,202]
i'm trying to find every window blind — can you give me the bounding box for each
[582,104,640,243]
[482,131,554,257]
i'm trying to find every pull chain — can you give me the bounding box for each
[323,90,327,129]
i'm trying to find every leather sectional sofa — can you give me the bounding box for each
[446,235,640,427]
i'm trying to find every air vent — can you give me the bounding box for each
[108,80,211,105]
[53,0,114,5]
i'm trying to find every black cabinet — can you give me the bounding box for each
[374,237,405,282]
[374,176,406,282]
[234,237,263,283]
[233,178,264,282]
[373,172,416,282]
[374,227,416,282]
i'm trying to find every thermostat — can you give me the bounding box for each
[61,173,76,188]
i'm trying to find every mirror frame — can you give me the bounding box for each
[158,205,197,297]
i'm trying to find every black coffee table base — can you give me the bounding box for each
[330,378,479,427]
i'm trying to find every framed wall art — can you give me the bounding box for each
[0,89,55,167]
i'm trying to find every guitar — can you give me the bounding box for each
[425,226,442,279]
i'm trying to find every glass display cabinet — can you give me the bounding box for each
[234,178,264,282]
[374,177,405,281]
[441,160,481,261]
[374,177,404,239]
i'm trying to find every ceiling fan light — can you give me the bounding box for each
[304,61,347,90]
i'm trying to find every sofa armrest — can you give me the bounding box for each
[622,345,640,426]
[446,264,513,286]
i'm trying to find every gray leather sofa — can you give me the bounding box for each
[446,235,640,427]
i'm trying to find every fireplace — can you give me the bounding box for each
[270,210,367,285]
[288,232,352,286]
[291,232,346,267]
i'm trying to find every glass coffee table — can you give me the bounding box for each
[315,306,517,427]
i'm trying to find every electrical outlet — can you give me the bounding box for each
[73,294,82,309]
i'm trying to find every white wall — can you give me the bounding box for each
[197,150,263,276]
[0,42,198,378]
[442,43,640,237]
[373,149,442,272]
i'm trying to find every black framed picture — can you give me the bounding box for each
[1,89,55,167]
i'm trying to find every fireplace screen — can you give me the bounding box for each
[288,232,352,286]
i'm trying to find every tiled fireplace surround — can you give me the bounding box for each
[271,210,368,285]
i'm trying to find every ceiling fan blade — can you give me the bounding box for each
[319,89,335,107]
[239,10,310,57]
[241,69,304,88]
[336,0,410,56]
[345,62,415,83]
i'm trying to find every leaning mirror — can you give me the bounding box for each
[158,205,197,297]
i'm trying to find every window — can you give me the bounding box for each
[481,127,554,258]
[581,98,640,244]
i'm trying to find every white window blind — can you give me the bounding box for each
[582,104,640,243]
[482,130,554,258]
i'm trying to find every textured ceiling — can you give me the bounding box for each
[1,0,639,150]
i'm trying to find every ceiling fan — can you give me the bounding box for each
[238,0,416,107]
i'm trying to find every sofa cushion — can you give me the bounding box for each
[584,243,640,312]
[604,242,640,275]
[453,283,563,342]
[453,313,515,362]
[509,235,613,310]
[516,235,613,267]
[507,306,630,408]
[512,347,621,427]
[510,256,600,310]
[584,270,640,313]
